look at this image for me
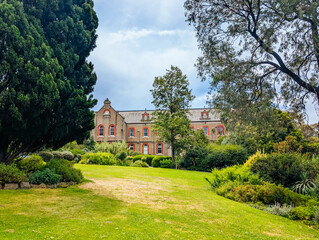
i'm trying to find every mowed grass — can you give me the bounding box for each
[0,165,319,239]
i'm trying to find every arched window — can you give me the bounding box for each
[128,143,135,152]
[143,143,149,154]
[203,125,209,135]
[103,109,111,116]
[142,127,149,137]
[142,113,149,121]
[190,125,195,131]
[109,124,115,136]
[98,125,104,136]
[217,125,225,136]
[128,128,135,137]
[156,143,163,155]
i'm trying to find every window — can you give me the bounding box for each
[98,125,104,136]
[143,143,149,154]
[190,126,195,131]
[128,128,135,137]
[109,125,115,136]
[128,144,135,152]
[157,143,163,154]
[203,125,209,135]
[143,127,149,137]
[142,113,149,121]
[217,125,225,136]
[103,109,110,117]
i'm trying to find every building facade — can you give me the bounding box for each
[92,99,226,156]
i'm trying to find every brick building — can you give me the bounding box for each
[92,98,226,156]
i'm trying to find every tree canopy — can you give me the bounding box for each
[150,66,195,163]
[184,0,319,126]
[0,0,98,164]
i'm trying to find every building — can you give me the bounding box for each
[92,98,226,156]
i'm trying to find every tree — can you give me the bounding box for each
[184,0,319,126]
[0,0,98,164]
[150,66,195,164]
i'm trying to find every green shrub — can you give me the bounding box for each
[152,156,172,167]
[46,159,83,183]
[71,148,84,156]
[81,152,117,165]
[117,151,127,161]
[290,206,315,220]
[133,155,156,165]
[61,151,74,161]
[0,164,26,183]
[126,156,133,161]
[38,151,54,162]
[160,159,173,168]
[264,203,293,218]
[52,151,64,159]
[131,160,149,168]
[250,153,305,188]
[196,144,248,171]
[17,154,46,173]
[29,168,61,185]
[209,165,262,188]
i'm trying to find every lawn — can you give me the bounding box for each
[0,165,319,239]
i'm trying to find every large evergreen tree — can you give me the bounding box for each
[150,66,195,163]
[185,0,319,126]
[0,0,98,164]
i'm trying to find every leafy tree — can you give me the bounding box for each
[150,66,195,163]
[0,0,98,164]
[185,0,319,126]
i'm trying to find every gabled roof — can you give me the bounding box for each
[117,109,220,124]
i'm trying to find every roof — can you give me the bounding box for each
[117,109,220,124]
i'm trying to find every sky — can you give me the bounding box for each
[89,0,318,123]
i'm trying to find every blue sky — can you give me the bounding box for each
[89,0,209,111]
[89,0,318,123]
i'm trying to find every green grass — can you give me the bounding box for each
[0,165,318,239]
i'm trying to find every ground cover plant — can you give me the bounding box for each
[0,165,319,239]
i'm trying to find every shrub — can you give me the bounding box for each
[209,165,262,188]
[264,203,293,218]
[199,144,248,171]
[29,168,61,185]
[71,148,84,156]
[131,160,149,168]
[38,151,54,162]
[243,151,267,168]
[61,151,74,161]
[152,156,172,167]
[81,152,117,165]
[46,159,83,183]
[292,172,316,195]
[160,159,173,168]
[52,151,64,159]
[250,153,305,188]
[290,206,315,220]
[17,154,46,173]
[117,151,127,161]
[0,164,26,183]
[133,155,156,165]
[126,156,133,161]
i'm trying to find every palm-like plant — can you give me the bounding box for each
[291,172,316,195]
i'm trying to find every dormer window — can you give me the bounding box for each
[202,111,208,118]
[142,112,149,121]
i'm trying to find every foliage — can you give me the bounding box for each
[185,0,319,128]
[243,151,267,168]
[274,136,303,153]
[133,155,156,166]
[45,159,83,183]
[263,203,293,218]
[208,165,262,188]
[60,151,74,161]
[81,152,117,166]
[94,141,128,156]
[250,153,309,188]
[152,156,173,168]
[290,206,316,220]
[131,160,149,168]
[38,151,54,162]
[150,66,195,163]
[17,154,45,173]
[292,172,317,195]
[0,0,98,164]
[160,159,173,168]
[29,168,61,185]
[0,163,26,183]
